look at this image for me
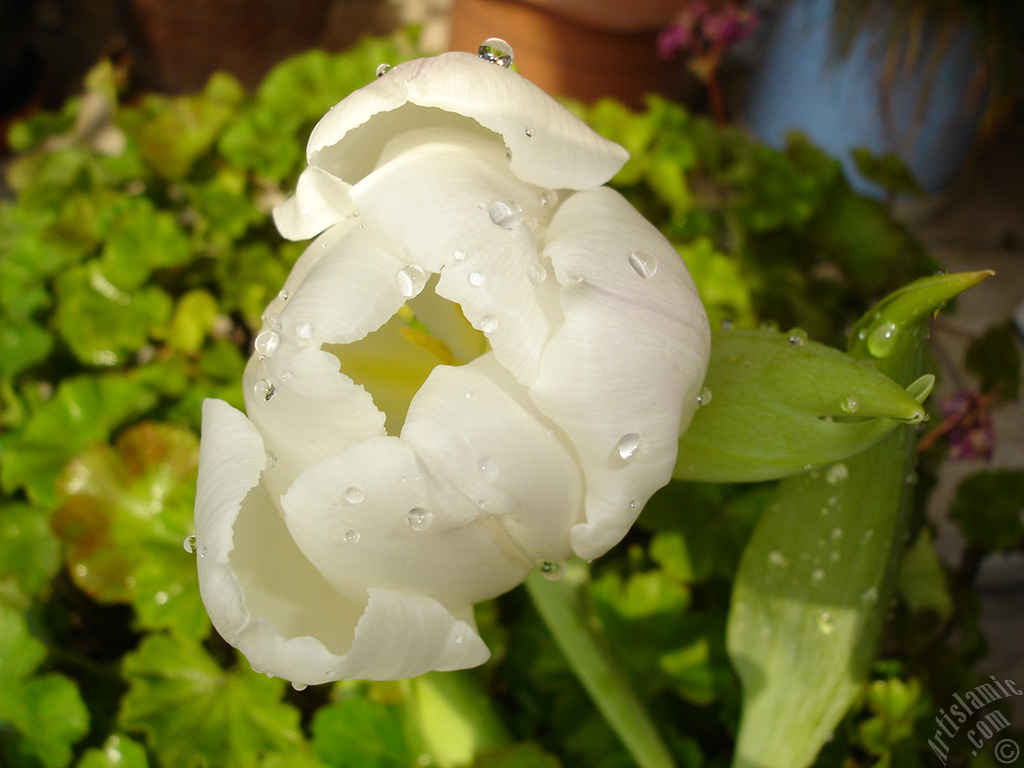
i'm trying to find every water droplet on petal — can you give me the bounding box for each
[616,433,643,461]
[628,499,640,511]
[183,535,197,554]
[628,250,658,278]
[264,313,281,330]
[254,330,280,357]
[867,321,898,357]
[839,394,860,414]
[254,379,275,401]
[477,457,499,483]
[468,271,485,287]
[295,321,313,339]
[408,507,433,531]
[375,63,392,77]
[488,199,523,229]
[825,463,849,485]
[525,126,534,137]
[292,682,308,691]
[478,37,514,67]
[527,262,547,284]
[787,328,808,346]
[696,386,712,407]
[396,264,428,298]
[267,452,278,469]
[453,249,466,261]
[344,530,359,543]
[540,189,558,207]
[464,390,476,399]
[281,369,293,381]
[540,561,564,581]
[344,487,365,504]
[480,315,498,333]
[278,290,289,301]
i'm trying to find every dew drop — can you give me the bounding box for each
[480,315,498,333]
[628,499,640,511]
[720,319,733,331]
[477,457,499,483]
[867,321,898,357]
[344,530,360,543]
[839,394,860,414]
[375,62,392,77]
[540,189,559,207]
[488,199,523,229]
[615,433,643,461]
[254,330,280,357]
[183,534,197,554]
[345,487,365,504]
[408,507,433,531]
[465,391,476,399]
[525,126,534,137]
[540,561,564,581]
[267,452,278,469]
[627,250,658,278]
[278,290,289,301]
[264,312,281,330]
[861,529,875,545]
[825,463,849,485]
[254,379,275,401]
[300,205,311,215]
[527,262,547,284]
[478,37,514,67]
[817,611,835,634]
[468,271,485,287]
[830,527,843,541]
[696,386,712,407]
[281,369,293,381]
[155,591,169,605]
[767,550,788,568]
[396,264,428,298]
[453,249,466,261]
[292,682,308,691]
[861,586,878,605]
[811,568,825,583]
[787,328,808,346]
[295,321,313,339]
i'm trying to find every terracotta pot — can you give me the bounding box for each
[449,0,690,109]
[120,0,331,92]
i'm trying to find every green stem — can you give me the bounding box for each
[525,563,677,768]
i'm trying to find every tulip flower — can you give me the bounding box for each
[194,46,710,687]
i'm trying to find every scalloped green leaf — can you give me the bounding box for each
[119,634,304,768]
[311,695,411,768]
[0,503,61,607]
[77,733,150,768]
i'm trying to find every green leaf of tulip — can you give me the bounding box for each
[726,270,992,768]
[674,328,932,482]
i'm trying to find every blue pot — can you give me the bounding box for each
[742,0,987,197]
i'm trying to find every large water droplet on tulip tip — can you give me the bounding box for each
[375,63,391,77]
[345,487,365,504]
[478,38,514,67]
[344,530,359,543]
[254,330,280,357]
[488,200,523,229]
[787,328,808,346]
[254,379,275,401]
[540,561,564,581]
[615,433,643,461]
[291,682,308,691]
[477,457,499,483]
[627,250,658,279]
[407,507,433,531]
[396,264,428,298]
[183,535,197,554]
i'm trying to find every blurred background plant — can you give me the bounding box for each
[0,3,1022,766]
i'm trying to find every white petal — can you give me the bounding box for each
[351,136,557,383]
[272,166,355,241]
[195,399,487,686]
[307,52,627,192]
[402,355,583,563]
[280,435,531,608]
[531,187,711,560]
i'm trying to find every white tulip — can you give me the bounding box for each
[194,50,710,687]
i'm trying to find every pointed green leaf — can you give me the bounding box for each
[726,271,991,768]
[119,633,304,768]
[675,328,930,482]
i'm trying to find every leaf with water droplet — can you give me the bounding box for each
[675,328,932,482]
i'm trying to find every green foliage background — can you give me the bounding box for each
[1,31,1021,768]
